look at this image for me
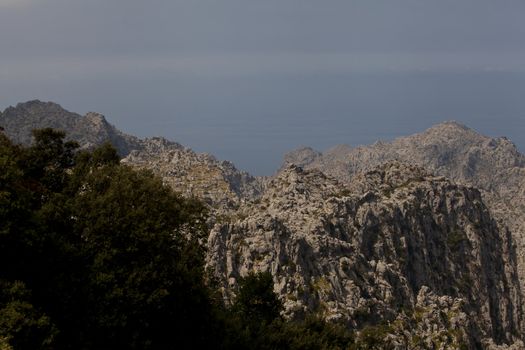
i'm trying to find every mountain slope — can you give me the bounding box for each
[207,163,523,347]
[0,100,263,209]
[0,100,143,155]
[283,121,525,191]
[4,101,524,347]
[121,137,263,209]
[283,121,525,312]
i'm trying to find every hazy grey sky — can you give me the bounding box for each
[1,0,525,174]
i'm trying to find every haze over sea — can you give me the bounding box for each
[1,0,524,175]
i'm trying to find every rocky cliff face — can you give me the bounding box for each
[207,163,523,347]
[121,137,263,209]
[0,100,143,155]
[283,121,525,317]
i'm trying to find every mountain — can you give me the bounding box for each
[283,121,525,312]
[208,162,523,348]
[121,137,263,209]
[0,100,143,155]
[282,121,525,191]
[0,100,263,209]
[3,101,525,347]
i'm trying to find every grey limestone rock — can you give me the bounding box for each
[207,163,524,348]
[283,121,525,327]
[0,100,144,156]
[121,137,263,209]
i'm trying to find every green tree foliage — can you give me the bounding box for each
[263,316,356,350]
[21,128,78,193]
[0,280,57,350]
[0,129,217,349]
[224,271,355,350]
[351,324,392,350]
[67,164,212,348]
[232,271,283,325]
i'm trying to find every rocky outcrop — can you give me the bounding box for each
[282,146,321,169]
[282,121,525,192]
[0,100,143,155]
[207,163,523,347]
[283,121,525,315]
[121,137,263,209]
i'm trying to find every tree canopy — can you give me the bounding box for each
[0,129,215,348]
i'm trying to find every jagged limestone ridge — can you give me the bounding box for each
[0,100,144,156]
[282,121,525,322]
[4,101,525,347]
[0,100,264,210]
[207,162,523,348]
[121,136,264,210]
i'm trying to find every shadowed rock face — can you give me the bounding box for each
[207,163,523,347]
[0,100,144,156]
[283,121,525,326]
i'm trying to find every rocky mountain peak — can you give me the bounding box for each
[278,123,525,344]
[269,164,337,198]
[0,100,144,156]
[12,99,66,114]
[141,136,185,153]
[1,100,263,211]
[428,120,471,131]
[355,161,429,188]
[208,160,523,347]
[255,165,341,218]
[122,138,263,209]
[84,112,107,126]
[281,147,321,170]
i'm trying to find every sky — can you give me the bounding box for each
[1,0,525,175]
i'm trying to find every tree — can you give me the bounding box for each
[66,164,212,348]
[0,280,57,350]
[21,128,78,193]
[232,271,283,326]
[0,130,221,349]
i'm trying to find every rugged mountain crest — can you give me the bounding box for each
[282,147,321,169]
[0,101,262,209]
[0,100,143,155]
[4,101,525,347]
[283,121,525,314]
[121,137,263,209]
[283,121,525,187]
[207,162,523,347]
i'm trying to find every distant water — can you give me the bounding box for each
[2,71,524,175]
